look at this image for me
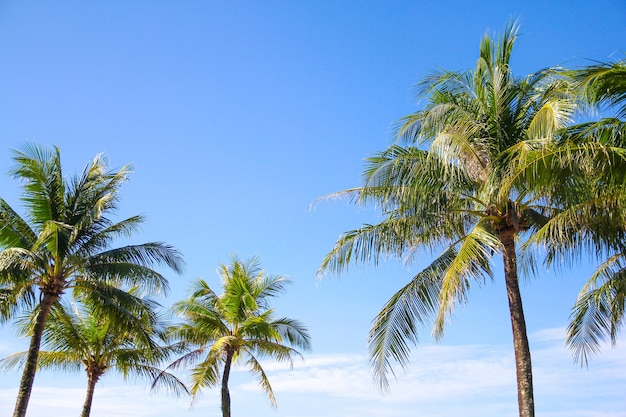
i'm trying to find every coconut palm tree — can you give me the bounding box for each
[0,144,185,417]
[1,297,187,417]
[318,21,577,417]
[158,255,311,417]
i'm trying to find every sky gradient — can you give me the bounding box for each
[0,1,625,416]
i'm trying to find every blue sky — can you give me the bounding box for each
[0,1,625,416]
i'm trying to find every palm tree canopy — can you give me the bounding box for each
[1,298,188,411]
[0,143,185,322]
[161,255,311,407]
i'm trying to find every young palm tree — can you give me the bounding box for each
[0,144,184,417]
[1,298,187,417]
[318,21,577,417]
[158,255,311,417]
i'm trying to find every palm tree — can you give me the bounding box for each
[1,298,187,417]
[318,21,577,417]
[0,144,185,417]
[158,255,311,417]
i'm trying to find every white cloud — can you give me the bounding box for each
[1,336,624,417]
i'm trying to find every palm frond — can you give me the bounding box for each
[566,253,626,364]
[242,353,277,408]
[368,247,456,392]
[434,221,497,336]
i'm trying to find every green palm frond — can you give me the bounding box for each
[433,221,498,336]
[0,282,37,323]
[89,242,184,276]
[573,58,626,118]
[0,350,83,374]
[268,317,312,350]
[369,247,456,392]
[72,282,163,343]
[562,118,626,147]
[9,144,65,227]
[566,253,626,364]
[0,199,37,249]
[132,363,189,397]
[243,353,277,408]
[318,220,418,277]
[72,215,145,256]
[185,349,222,398]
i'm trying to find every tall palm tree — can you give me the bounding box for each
[0,144,185,417]
[1,298,187,417]
[318,21,577,417]
[158,255,311,417]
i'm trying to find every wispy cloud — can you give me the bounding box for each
[1,333,624,417]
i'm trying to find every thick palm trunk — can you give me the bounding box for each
[500,230,534,417]
[221,350,234,417]
[81,371,101,417]
[13,293,58,417]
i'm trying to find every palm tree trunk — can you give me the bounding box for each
[221,349,234,417]
[81,370,101,417]
[12,292,58,417]
[500,229,535,417]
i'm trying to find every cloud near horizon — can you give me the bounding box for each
[1,328,624,417]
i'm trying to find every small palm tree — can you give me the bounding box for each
[158,255,311,417]
[1,298,187,417]
[0,144,184,417]
[318,21,577,417]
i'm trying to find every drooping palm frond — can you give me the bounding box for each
[185,339,236,398]
[71,215,145,256]
[566,253,626,365]
[433,220,498,336]
[267,317,312,348]
[0,247,39,322]
[129,362,189,397]
[0,199,37,249]
[242,353,277,408]
[368,247,456,391]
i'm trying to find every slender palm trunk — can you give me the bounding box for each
[13,293,58,417]
[500,229,535,417]
[81,370,102,417]
[221,349,234,417]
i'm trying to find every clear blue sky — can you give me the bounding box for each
[0,1,624,416]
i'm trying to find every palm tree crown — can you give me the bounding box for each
[160,255,311,417]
